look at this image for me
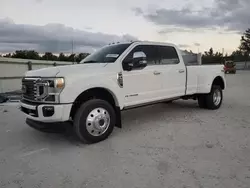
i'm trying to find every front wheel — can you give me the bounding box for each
[73,99,116,144]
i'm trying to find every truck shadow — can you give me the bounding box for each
[23,100,200,146]
[121,100,199,130]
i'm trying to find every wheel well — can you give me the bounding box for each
[70,88,118,119]
[212,76,225,90]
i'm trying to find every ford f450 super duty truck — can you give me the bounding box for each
[20,41,226,143]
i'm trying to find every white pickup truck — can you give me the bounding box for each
[20,41,226,143]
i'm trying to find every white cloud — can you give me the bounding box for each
[134,0,250,32]
[0,18,137,53]
[0,0,246,54]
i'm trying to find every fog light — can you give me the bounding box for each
[42,106,54,117]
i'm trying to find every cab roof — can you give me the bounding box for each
[107,40,178,48]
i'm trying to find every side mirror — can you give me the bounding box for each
[124,51,147,71]
[123,51,147,71]
[132,51,147,68]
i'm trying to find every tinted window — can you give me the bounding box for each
[157,46,180,64]
[123,45,179,68]
[80,43,131,63]
[123,45,160,65]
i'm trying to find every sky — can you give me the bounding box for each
[0,0,249,54]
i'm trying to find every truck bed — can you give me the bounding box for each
[186,65,224,95]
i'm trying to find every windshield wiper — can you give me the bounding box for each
[83,60,98,63]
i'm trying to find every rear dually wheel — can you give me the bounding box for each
[198,85,223,110]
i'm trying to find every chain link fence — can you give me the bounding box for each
[235,61,250,70]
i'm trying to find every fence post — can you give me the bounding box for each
[0,79,3,93]
[197,53,202,65]
[27,61,32,70]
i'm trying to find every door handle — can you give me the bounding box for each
[153,71,161,75]
[178,69,185,73]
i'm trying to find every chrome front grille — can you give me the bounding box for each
[22,78,38,101]
[22,77,59,103]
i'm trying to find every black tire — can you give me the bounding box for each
[73,99,116,144]
[205,85,223,110]
[198,95,207,108]
[0,95,8,103]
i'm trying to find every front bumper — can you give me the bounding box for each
[26,118,68,133]
[20,100,73,122]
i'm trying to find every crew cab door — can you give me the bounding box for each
[156,45,186,98]
[122,45,164,107]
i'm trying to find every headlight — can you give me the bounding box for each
[55,78,65,89]
[35,77,65,103]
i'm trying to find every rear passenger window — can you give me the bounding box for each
[157,46,180,64]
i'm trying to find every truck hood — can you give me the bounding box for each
[25,63,111,77]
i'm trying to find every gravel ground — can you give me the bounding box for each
[0,71,250,188]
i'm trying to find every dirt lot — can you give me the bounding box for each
[0,71,250,188]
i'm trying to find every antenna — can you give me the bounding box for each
[71,38,75,63]
[72,40,73,54]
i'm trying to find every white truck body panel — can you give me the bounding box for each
[123,65,164,107]
[20,41,226,123]
[186,65,225,95]
[21,102,72,122]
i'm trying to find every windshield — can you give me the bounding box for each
[80,43,131,63]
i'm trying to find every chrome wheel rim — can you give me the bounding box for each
[86,108,110,136]
[213,89,221,106]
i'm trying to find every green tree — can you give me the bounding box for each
[11,50,40,60]
[26,50,40,60]
[67,53,76,62]
[204,48,214,56]
[202,48,223,64]
[3,53,12,58]
[240,28,250,55]
[11,50,27,59]
[231,50,243,57]
[75,53,89,63]
[58,53,67,61]
[239,28,250,67]
[230,50,246,62]
[41,52,58,61]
